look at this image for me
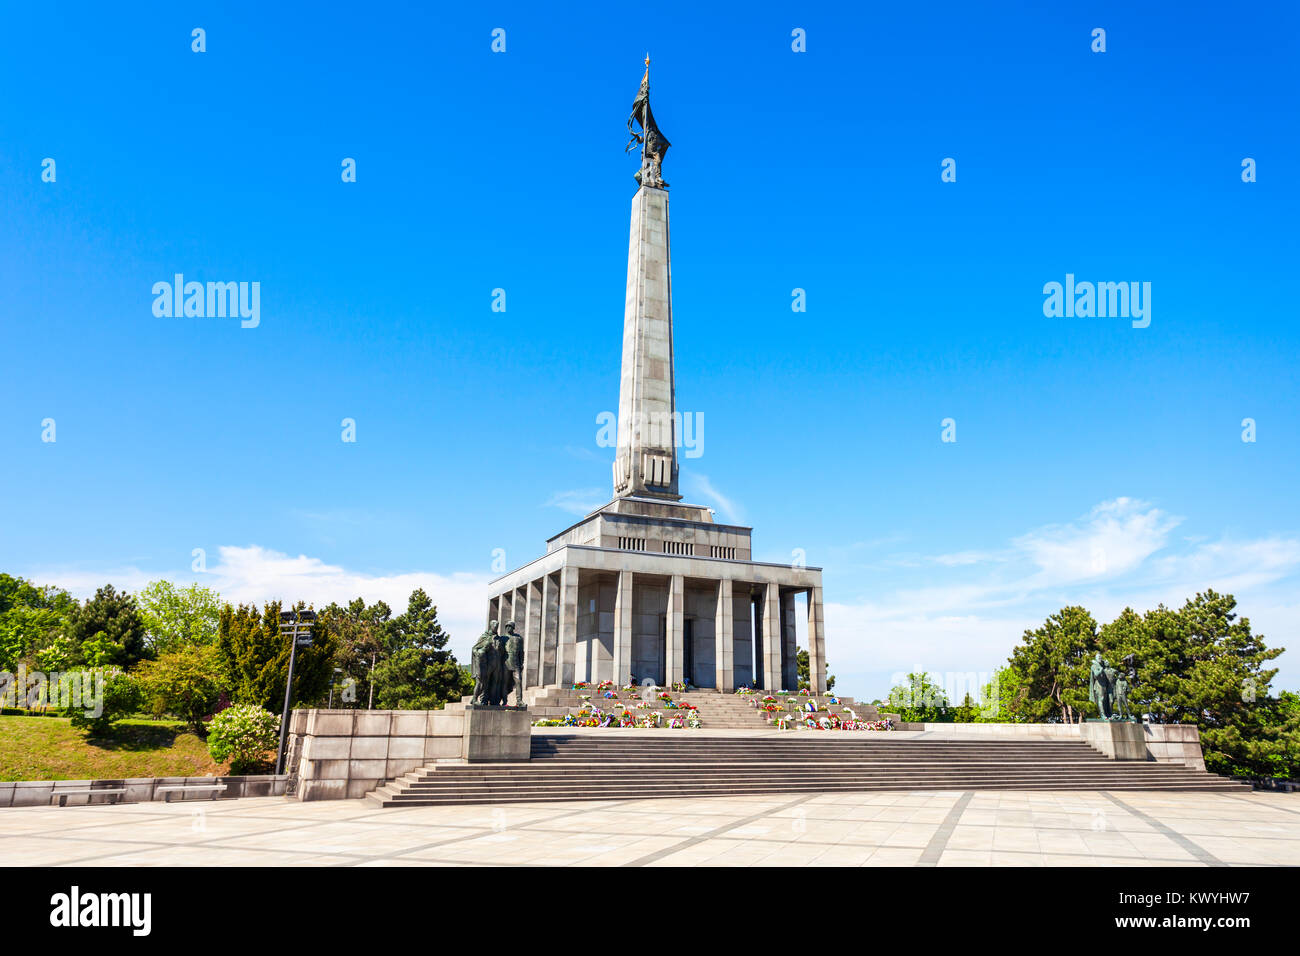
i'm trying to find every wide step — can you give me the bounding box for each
[367,734,1249,806]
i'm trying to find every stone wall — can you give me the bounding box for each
[904,721,1207,769]
[287,708,464,801]
[0,774,288,808]
[286,706,533,801]
[1079,721,1206,770]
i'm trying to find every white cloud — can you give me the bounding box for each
[686,474,743,524]
[544,488,607,516]
[1012,497,1181,585]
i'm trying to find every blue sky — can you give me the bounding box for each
[1,1,1297,699]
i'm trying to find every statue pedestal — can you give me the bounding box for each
[1080,720,1148,760]
[462,705,531,763]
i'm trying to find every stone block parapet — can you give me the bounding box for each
[286,706,532,801]
[900,721,1207,769]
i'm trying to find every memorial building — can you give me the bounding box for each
[486,62,827,694]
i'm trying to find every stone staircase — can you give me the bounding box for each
[366,734,1251,807]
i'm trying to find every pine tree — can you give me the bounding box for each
[69,585,148,667]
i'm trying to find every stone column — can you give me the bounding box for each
[511,586,525,636]
[524,578,543,688]
[762,584,782,692]
[612,570,633,686]
[714,578,733,691]
[556,565,579,686]
[782,591,798,691]
[498,592,512,634]
[807,585,826,692]
[541,574,557,686]
[665,573,684,685]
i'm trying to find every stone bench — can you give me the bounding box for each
[156,783,227,802]
[50,788,126,807]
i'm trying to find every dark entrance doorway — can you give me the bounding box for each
[682,618,694,686]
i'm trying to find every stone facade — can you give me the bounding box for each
[488,182,828,694]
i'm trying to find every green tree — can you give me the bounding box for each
[217,602,338,711]
[319,598,392,708]
[1000,591,1289,777]
[1006,606,1097,722]
[795,648,836,692]
[371,589,472,709]
[135,645,230,732]
[953,692,979,723]
[33,632,77,672]
[976,665,1025,722]
[136,580,222,653]
[0,574,77,671]
[67,671,141,735]
[886,671,951,722]
[1098,591,1285,777]
[68,585,148,667]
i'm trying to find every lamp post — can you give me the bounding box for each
[275,607,316,776]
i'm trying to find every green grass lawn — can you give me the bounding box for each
[0,715,232,781]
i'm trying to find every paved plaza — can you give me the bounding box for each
[1,788,1296,867]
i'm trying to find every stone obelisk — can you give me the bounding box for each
[614,57,680,501]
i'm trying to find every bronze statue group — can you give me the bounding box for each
[471,619,524,707]
[1088,651,1134,721]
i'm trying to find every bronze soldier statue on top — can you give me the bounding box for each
[626,55,670,189]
